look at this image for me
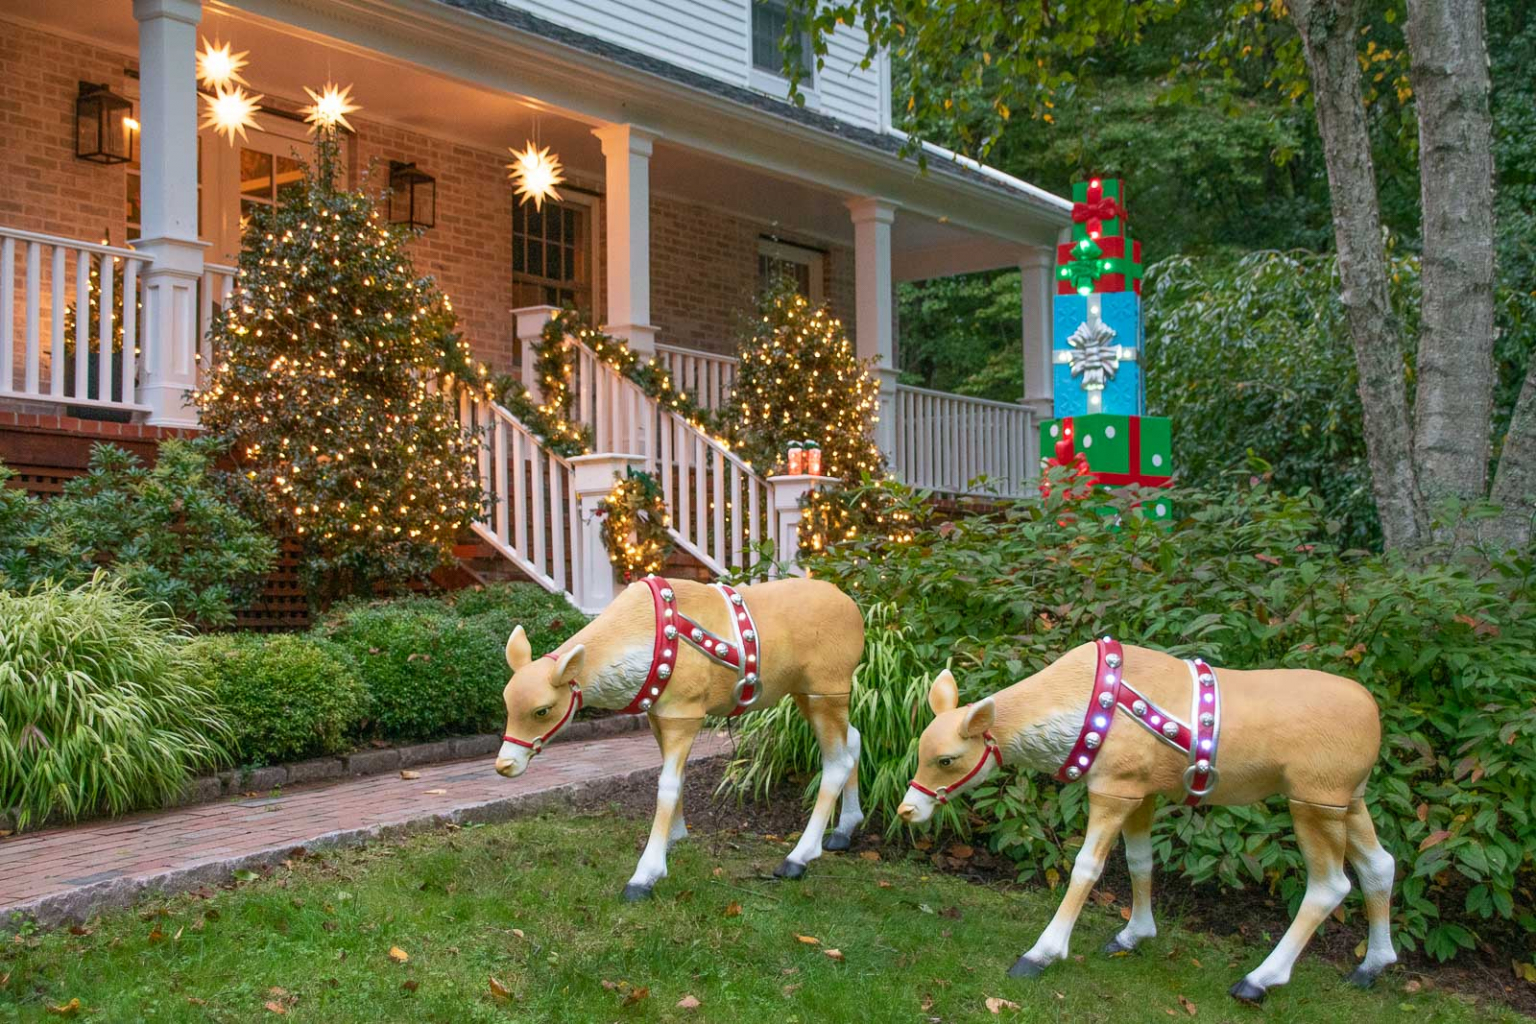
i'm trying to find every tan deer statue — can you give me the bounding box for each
[896,637,1398,1005]
[495,575,866,899]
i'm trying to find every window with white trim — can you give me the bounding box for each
[751,0,814,78]
[758,237,824,303]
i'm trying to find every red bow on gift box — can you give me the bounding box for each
[1071,196,1124,239]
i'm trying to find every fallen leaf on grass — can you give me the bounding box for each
[823,949,844,962]
[47,999,81,1016]
[1405,979,1424,993]
[388,946,410,963]
[424,788,446,796]
[1515,962,1536,984]
[1356,939,1368,958]
[877,880,893,889]
[0,972,9,990]
[67,925,92,937]
[949,844,974,859]
[920,994,934,1011]
[400,770,421,780]
[1178,994,1197,1015]
[795,934,820,945]
[489,976,512,1002]
[1121,907,1133,921]
[147,925,165,944]
[913,838,933,851]
[783,983,802,996]
[232,870,259,883]
[859,851,881,862]
[264,1001,287,1015]
[512,928,525,939]
[622,986,649,1006]
[985,996,1019,1014]
[723,902,742,918]
[677,994,701,1009]
[401,980,419,993]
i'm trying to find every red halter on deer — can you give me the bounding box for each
[496,575,866,899]
[898,638,1397,1005]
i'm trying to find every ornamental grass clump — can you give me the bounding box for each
[0,577,229,830]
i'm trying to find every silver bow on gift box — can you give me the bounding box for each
[1065,320,1121,392]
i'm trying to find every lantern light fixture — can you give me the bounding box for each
[75,82,135,165]
[388,161,436,230]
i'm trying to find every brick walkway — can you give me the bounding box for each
[0,728,732,929]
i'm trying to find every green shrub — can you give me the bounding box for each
[0,577,229,829]
[439,583,587,652]
[2,439,278,626]
[193,634,364,765]
[732,473,1536,961]
[318,603,510,741]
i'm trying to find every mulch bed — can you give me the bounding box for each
[575,753,1535,1017]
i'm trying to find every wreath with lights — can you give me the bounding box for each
[596,468,675,582]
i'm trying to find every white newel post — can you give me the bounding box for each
[768,474,823,577]
[514,304,561,404]
[133,0,206,428]
[570,452,647,614]
[846,197,899,461]
[1019,244,1057,476]
[592,124,659,356]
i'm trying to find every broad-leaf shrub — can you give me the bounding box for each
[1,439,277,626]
[193,634,364,765]
[318,603,515,741]
[731,473,1536,959]
[0,577,229,829]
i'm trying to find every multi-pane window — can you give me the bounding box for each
[758,238,824,303]
[751,0,814,77]
[239,147,304,227]
[512,200,591,316]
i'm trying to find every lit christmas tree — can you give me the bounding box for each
[196,129,484,602]
[724,281,884,481]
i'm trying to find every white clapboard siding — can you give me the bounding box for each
[497,0,884,131]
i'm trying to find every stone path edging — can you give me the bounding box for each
[1,728,728,931]
[176,714,648,807]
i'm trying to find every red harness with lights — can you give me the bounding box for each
[504,578,764,756]
[1056,637,1222,806]
[620,576,762,716]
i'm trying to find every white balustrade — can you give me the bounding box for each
[198,262,238,387]
[459,388,583,607]
[0,227,152,412]
[655,343,738,411]
[893,383,1035,498]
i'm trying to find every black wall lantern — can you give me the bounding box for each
[76,82,135,165]
[388,161,436,230]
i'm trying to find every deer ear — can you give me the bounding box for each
[553,644,585,687]
[927,669,960,716]
[506,626,532,670]
[961,697,995,738]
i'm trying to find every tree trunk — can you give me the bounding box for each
[1406,0,1498,514]
[1490,357,1536,544]
[1290,0,1427,548]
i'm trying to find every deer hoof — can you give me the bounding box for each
[621,883,653,902]
[822,830,852,852]
[773,859,807,880]
[1228,979,1267,1005]
[1007,955,1047,979]
[1101,935,1138,956]
[1346,965,1381,990]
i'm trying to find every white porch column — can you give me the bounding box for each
[514,304,561,403]
[132,0,206,428]
[569,452,647,614]
[1019,244,1057,475]
[592,125,659,355]
[768,474,823,577]
[845,197,899,460]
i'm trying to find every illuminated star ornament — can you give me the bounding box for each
[200,85,263,144]
[507,141,564,210]
[303,82,359,133]
[196,38,249,89]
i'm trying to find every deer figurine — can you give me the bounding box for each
[495,575,866,899]
[896,637,1398,1005]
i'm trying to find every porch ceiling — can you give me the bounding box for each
[12,0,1056,279]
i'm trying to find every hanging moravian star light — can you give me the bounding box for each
[303,82,360,133]
[196,38,249,90]
[200,85,263,144]
[507,141,564,210]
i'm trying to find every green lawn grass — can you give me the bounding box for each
[0,813,1520,1023]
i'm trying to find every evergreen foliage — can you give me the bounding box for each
[195,130,484,603]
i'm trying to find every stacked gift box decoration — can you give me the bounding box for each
[1042,176,1173,518]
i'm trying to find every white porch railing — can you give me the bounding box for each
[0,227,152,413]
[459,388,582,606]
[571,338,774,575]
[198,262,238,388]
[894,383,1035,498]
[655,342,738,411]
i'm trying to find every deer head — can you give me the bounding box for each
[896,669,999,824]
[494,626,585,778]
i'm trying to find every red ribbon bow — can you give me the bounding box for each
[1071,197,1124,238]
